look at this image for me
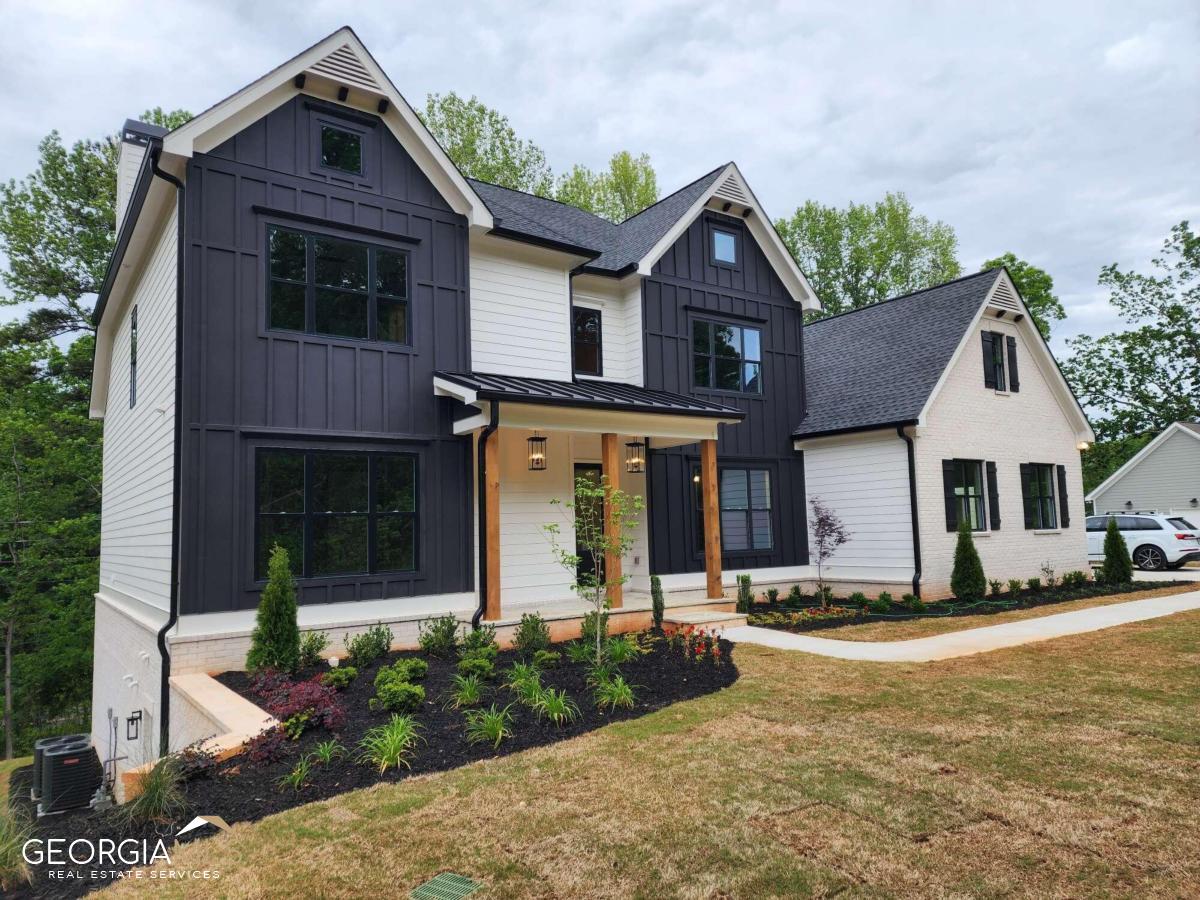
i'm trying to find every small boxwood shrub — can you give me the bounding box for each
[868,594,891,614]
[513,613,551,657]
[581,609,609,646]
[765,587,780,605]
[988,579,1003,598]
[786,584,804,607]
[319,666,358,690]
[298,631,330,669]
[345,623,393,668]
[532,649,561,669]
[419,614,460,657]
[370,681,425,713]
[848,591,867,608]
[462,623,498,656]
[1026,577,1042,591]
[457,656,495,680]
[902,593,925,612]
[1007,578,1024,595]
[374,658,428,690]
[1062,569,1090,588]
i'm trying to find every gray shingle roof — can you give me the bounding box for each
[467,164,726,273]
[793,269,1002,438]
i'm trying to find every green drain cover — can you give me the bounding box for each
[411,872,482,900]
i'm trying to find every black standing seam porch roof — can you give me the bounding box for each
[435,371,746,420]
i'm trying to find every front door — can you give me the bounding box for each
[574,464,603,580]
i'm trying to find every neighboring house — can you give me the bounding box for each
[87,27,1092,770]
[793,269,1095,598]
[1085,422,1200,515]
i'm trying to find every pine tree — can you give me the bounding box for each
[950,519,987,602]
[650,575,664,630]
[1100,516,1133,584]
[246,545,300,672]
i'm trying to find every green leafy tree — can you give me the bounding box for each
[1081,432,1154,496]
[0,108,191,343]
[246,545,300,673]
[776,192,961,318]
[981,253,1065,339]
[1063,222,1199,442]
[1099,517,1133,584]
[555,151,659,222]
[422,92,553,195]
[949,519,986,603]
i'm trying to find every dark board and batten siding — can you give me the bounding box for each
[179,95,473,614]
[644,212,809,575]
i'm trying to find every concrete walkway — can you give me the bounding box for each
[722,590,1200,662]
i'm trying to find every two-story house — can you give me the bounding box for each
[89,27,1093,770]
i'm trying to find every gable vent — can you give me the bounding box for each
[306,45,382,93]
[712,174,749,206]
[989,278,1020,312]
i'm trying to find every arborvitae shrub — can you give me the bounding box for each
[1100,517,1133,584]
[950,519,987,602]
[246,545,300,673]
[650,575,665,629]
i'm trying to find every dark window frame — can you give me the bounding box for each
[254,448,419,582]
[951,458,988,531]
[319,123,364,176]
[1025,462,1058,530]
[129,305,138,408]
[990,331,1007,391]
[572,306,603,376]
[691,316,763,395]
[306,104,376,186]
[266,223,411,346]
[691,464,774,555]
[705,217,742,271]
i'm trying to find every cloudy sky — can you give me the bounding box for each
[1,1,1196,351]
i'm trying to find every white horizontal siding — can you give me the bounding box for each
[98,207,177,612]
[803,435,914,572]
[115,141,146,234]
[574,279,643,385]
[470,245,571,380]
[1090,428,1200,514]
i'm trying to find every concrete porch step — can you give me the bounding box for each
[662,611,747,634]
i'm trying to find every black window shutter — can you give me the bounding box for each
[942,459,959,531]
[1006,335,1019,392]
[1019,463,1035,529]
[1056,464,1070,528]
[986,461,1001,530]
[981,332,996,389]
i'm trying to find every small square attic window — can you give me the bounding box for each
[320,124,362,175]
[711,228,738,267]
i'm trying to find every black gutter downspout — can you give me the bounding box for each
[897,425,922,599]
[150,148,185,757]
[472,403,501,629]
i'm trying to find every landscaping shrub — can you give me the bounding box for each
[418,614,460,657]
[606,635,636,664]
[581,609,609,646]
[261,678,346,737]
[1026,577,1042,591]
[868,594,891,614]
[457,656,495,680]
[370,680,426,713]
[736,574,753,613]
[848,591,867,608]
[462,623,498,656]
[0,806,33,891]
[1062,570,1089,588]
[505,664,543,705]
[374,658,428,686]
[651,574,665,629]
[513,613,551,657]
[531,688,580,726]
[358,715,422,773]
[319,665,358,690]
[532,649,561,669]
[1100,516,1133,584]
[785,584,805,608]
[950,519,987,602]
[902,593,925,612]
[345,623,393,668]
[765,587,780,605]
[114,755,186,827]
[464,704,515,749]
[1007,578,1024,595]
[298,630,330,669]
[246,545,300,673]
[1040,562,1058,589]
[565,640,592,664]
[308,739,346,765]
[246,727,287,764]
[443,674,485,709]
[594,674,636,711]
[989,579,1003,597]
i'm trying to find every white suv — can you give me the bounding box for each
[1086,513,1200,571]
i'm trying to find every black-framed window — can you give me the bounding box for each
[255,449,417,580]
[573,306,602,376]
[320,124,363,176]
[693,466,772,553]
[268,225,409,343]
[991,332,1007,390]
[693,319,762,393]
[711,227,738,267]
[951,459,986,531]
[1024,463,1057,530]
[129,305,138,408]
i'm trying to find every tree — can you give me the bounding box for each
[776,192,961,318]
[246,545,300,673]
[544,475,644,665]
[650,574,664,630]
[422,92,553,195]
[950,519,986,602]
[809,497,849,607]
[1099,516,1133,585]
[980,253,1065,339]
[0,108,191,343]
[1062,222,1199,441]
[555,151,659,222]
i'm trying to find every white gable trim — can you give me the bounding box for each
[634,163,820,311]
[161,27,492,230]
[1084,422,1200,501]
[915,270,1094,443]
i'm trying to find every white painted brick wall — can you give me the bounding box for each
[91,595,164,776]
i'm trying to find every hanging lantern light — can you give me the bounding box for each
[625,440,646,474]
[527,432,547,471]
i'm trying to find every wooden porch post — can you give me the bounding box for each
[484,429,502,621]
[600,432,623,608]
[700,438,723,599]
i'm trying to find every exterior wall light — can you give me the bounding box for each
[625,440,646,474]
[1124,500,1133,509]
[527,433,547,471]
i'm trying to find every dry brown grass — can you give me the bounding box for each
[106,610,1200,899]
[0,756,30,806]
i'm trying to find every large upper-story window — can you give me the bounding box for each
[255,449,417,580]
[693,466,773,553]
[693,319,762,393]
[268,226,409,343]
[573,307,602,376]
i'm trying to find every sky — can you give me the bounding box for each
[0,0,1196,353]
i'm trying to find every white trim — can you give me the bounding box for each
[634,163,820,311]
[1084,422,1200,501]
[433,376,477,405]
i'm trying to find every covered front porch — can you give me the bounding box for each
[434,372,745,624]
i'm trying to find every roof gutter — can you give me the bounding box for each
[149,149,185,757]
[897,425,922,600]
[472,403,500,630]
[793,419,919,442]
[488,225,601,261]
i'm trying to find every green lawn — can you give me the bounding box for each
[0,756,31,807]
[108,610,1200,898]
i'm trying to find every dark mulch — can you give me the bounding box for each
[7,633,736,899]
[749,581,1181,634]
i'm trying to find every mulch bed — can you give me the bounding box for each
[748,581,1181,634]
[7,632,736,898]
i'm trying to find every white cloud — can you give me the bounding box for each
[1104,27,1167,71]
